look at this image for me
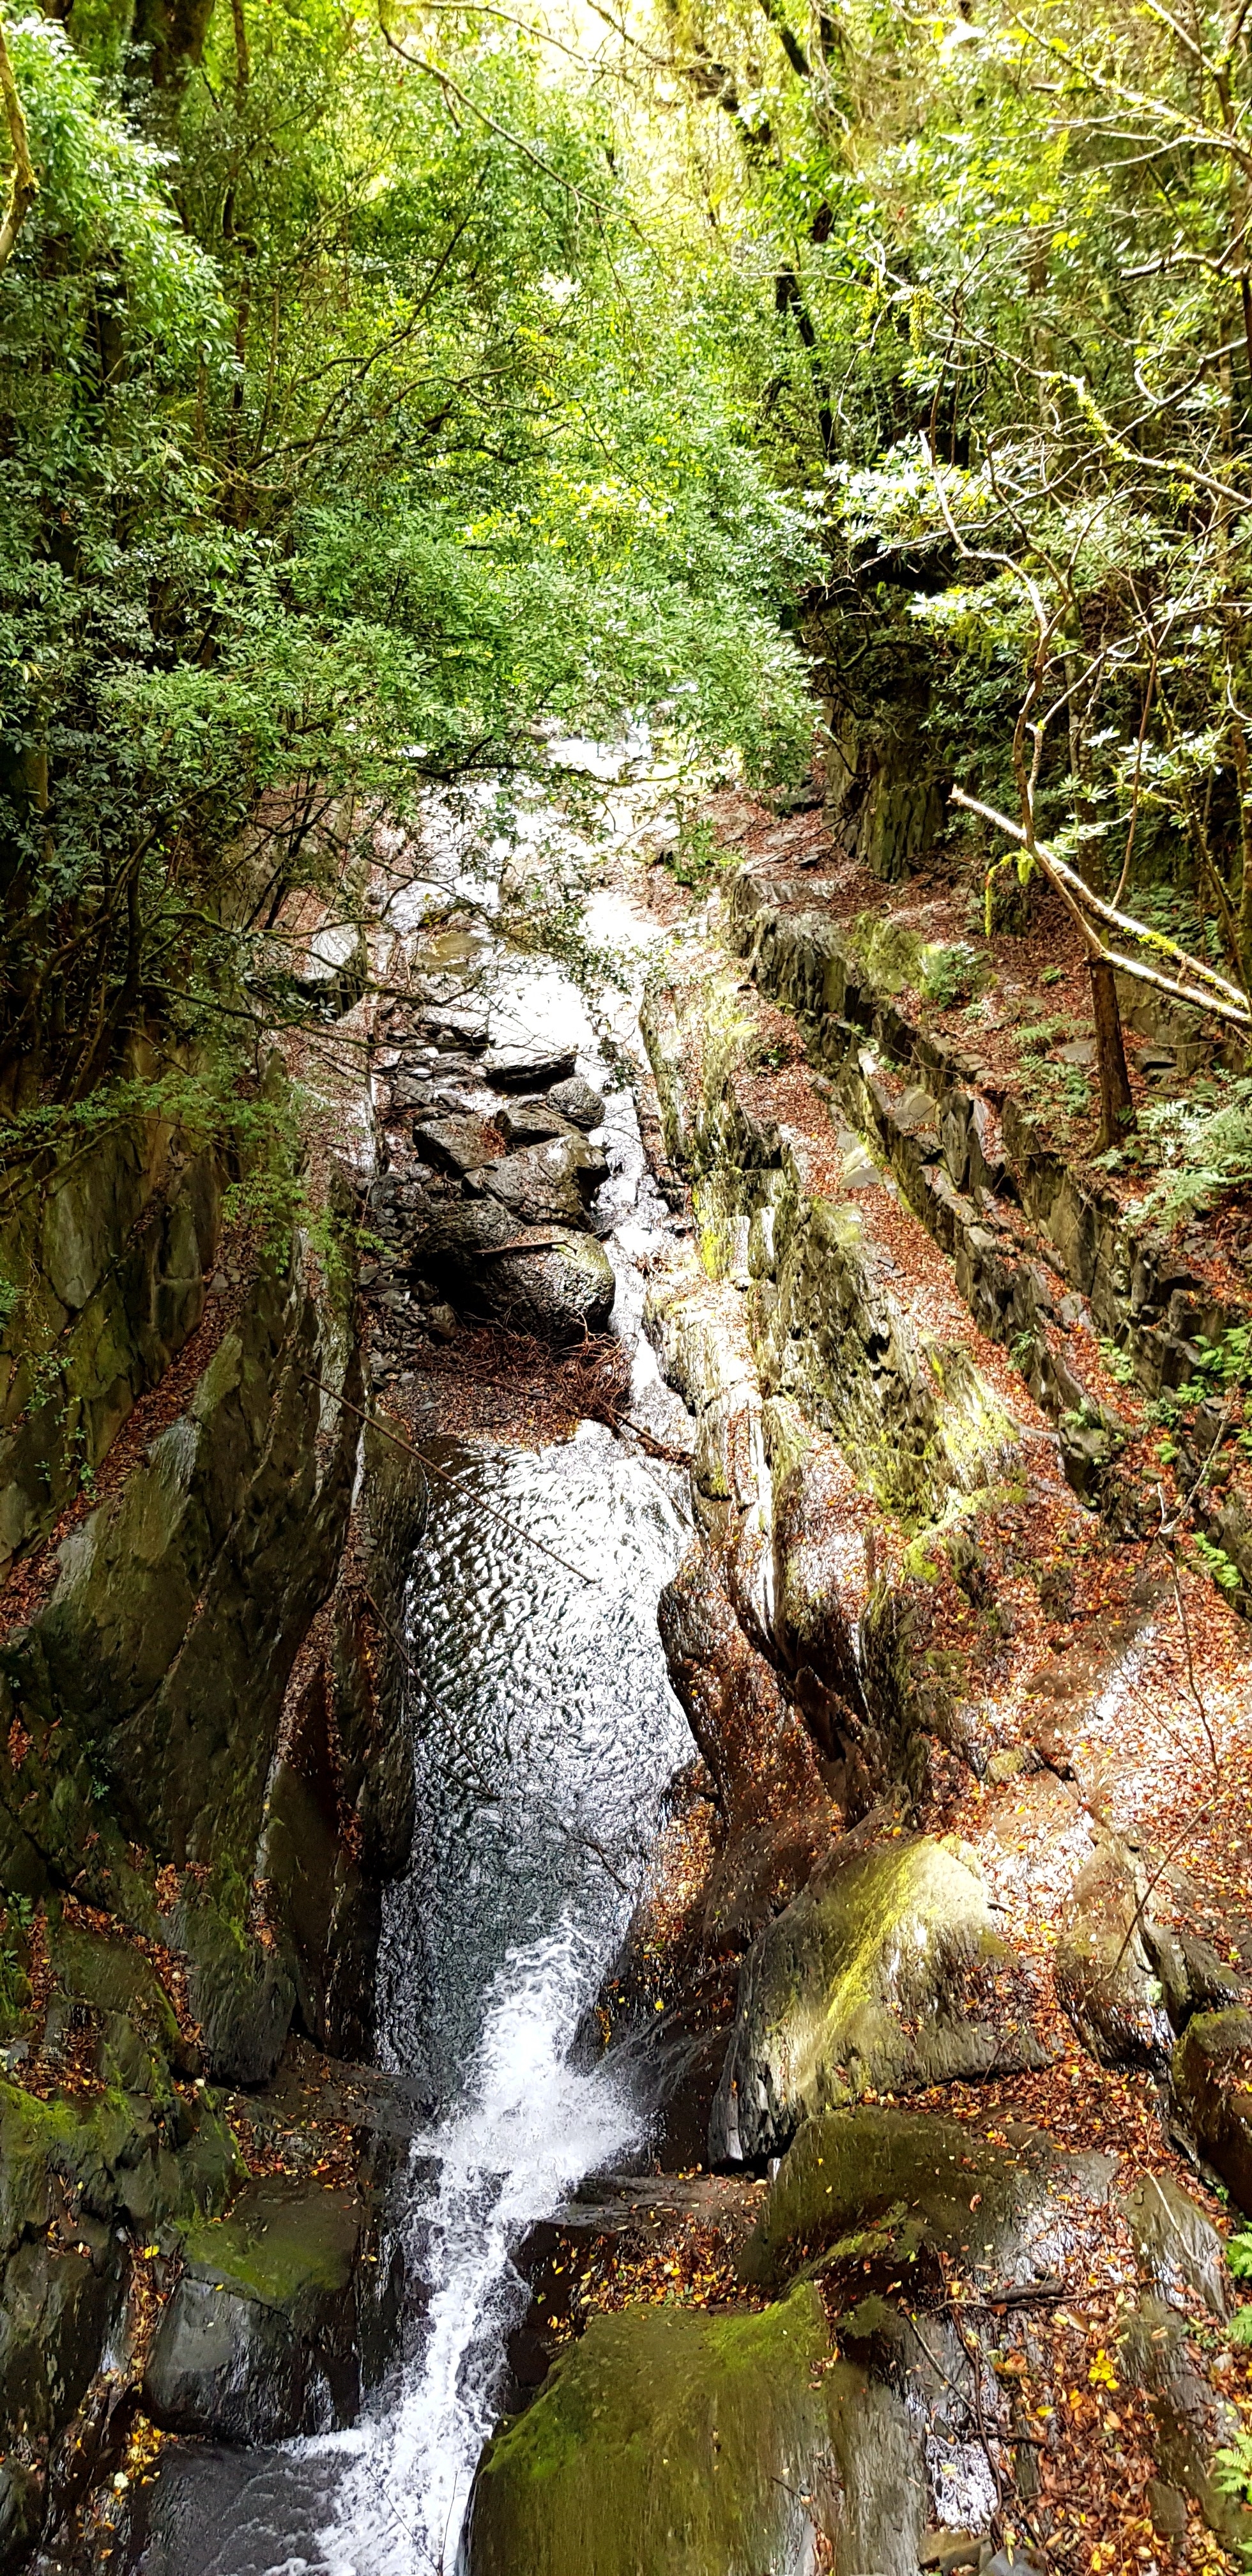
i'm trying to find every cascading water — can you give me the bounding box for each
[318,1428,690,2576]
[122,912,694,2576]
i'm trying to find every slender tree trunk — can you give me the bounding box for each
[1088,955,1136,1151]
[0,6,37,279]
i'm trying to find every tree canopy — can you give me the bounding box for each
[6,0,1252,1167]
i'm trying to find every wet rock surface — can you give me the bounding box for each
[142,2177,387,2444]
[461,2280,924,2576]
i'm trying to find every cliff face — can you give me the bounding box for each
[0,1032,432,2564]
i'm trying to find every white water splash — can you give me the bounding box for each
[313,1914,641,2576]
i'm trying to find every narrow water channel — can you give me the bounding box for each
[324,1429,689,2575]
[125,801,693,2575]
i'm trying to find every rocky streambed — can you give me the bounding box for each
[3,769,1252,2576]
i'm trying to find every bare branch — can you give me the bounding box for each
[950,786,1252,1027]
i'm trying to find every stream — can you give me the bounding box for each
[124,772,693,2575]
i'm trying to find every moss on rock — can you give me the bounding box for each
[460,2280,924,2576]
[738,2104,1112,2289]
[710,1833,1043,2161]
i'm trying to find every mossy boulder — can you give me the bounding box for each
[1171,2007,1252,2212]
[142,2177,369,2442]
[0,1241,360,1903]
[459,2280,925,2576]
[710,1834,1042,2162]
[738,2106,1116,2290]
[45,1921,200,2098]
[0,2071,240,2264]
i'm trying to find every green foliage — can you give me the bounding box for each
[1192,1534,1244,1593]
[1226,2230,1252,2281]
[0,1,818,1110]
[1215,2426,1252,2506]
[1129,1083,1252,1225]
[919,941,979,1009]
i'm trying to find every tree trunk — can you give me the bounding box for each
[1088,954,1136,1151]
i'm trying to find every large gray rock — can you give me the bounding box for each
[412,1190,615,1338]
[0,2237,123,2444]
[1118,2296,1252,2545]
[1125,2170,1230,2319]
[416,1115,503,1176]
[497,1099,577,1147]
[484,1135,607,1229]
[459,2278,924,2576]
[481,1041,577,1089]
[549,1074,606,1130]
[1054,1843,1172,2067]
[738,2104,1116,2290]
[710,1833,1043,2162]
[1171,2007,1252,2211]
[143,2180,366,2443]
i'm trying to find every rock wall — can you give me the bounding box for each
[727,867,1252,1586]
[0,1123,224,1582]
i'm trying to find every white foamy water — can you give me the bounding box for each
[319,1916,641,2575]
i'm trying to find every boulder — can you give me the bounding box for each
[409,1193,616,1339]
[1124,2170,1230,2319]
[1117,2295,1252,2545]
[0,2237,123,2443]
[1172,2007,1252,2211]
[416,1115,503,1176]
[497,1100,576,1147]
[458,2279,924,2576]
[657,1550,831,1951]
[481,1041,578,1089]
[549,1074,606,1130]
[480,1229,615,1338]
[47,1922,197,2080]
[484,1135,607,1230]
[738,2104,1116,2290]
[0,2460,41,2575]
[143,2179,366,2443]
[1054,1843,1173,2067]
[710,1833,1042,2162]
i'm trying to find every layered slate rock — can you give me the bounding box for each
[497,1100,577,1147]
[416,1115,505,1177]
[481,1041,578,1089]
[738,2105,1116,2290]
[710,1833,1042,2162]
[1054,1842,1173,2068]
[1172,2007,1252,2212]
[459,2279,924,2576]
[143,2179,370,2443]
